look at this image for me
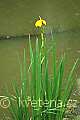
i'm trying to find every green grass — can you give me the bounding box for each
[7,34,79,120]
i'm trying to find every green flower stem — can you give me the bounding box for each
[40,28,46,65]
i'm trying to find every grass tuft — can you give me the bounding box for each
[7,33,79,120]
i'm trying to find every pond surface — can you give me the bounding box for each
[0,0,80,119]
[0,0,80,35]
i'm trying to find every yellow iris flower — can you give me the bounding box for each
[35,16,46,27]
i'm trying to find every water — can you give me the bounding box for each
[0,0,80,119]
[0,0,80,35]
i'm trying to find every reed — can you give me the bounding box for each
[7,33,79,120]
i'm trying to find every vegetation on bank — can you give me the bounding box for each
[7,17,79,120]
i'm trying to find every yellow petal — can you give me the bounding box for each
[35,20,42,27]
[35,17,47,27]
[42,20,46,25]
